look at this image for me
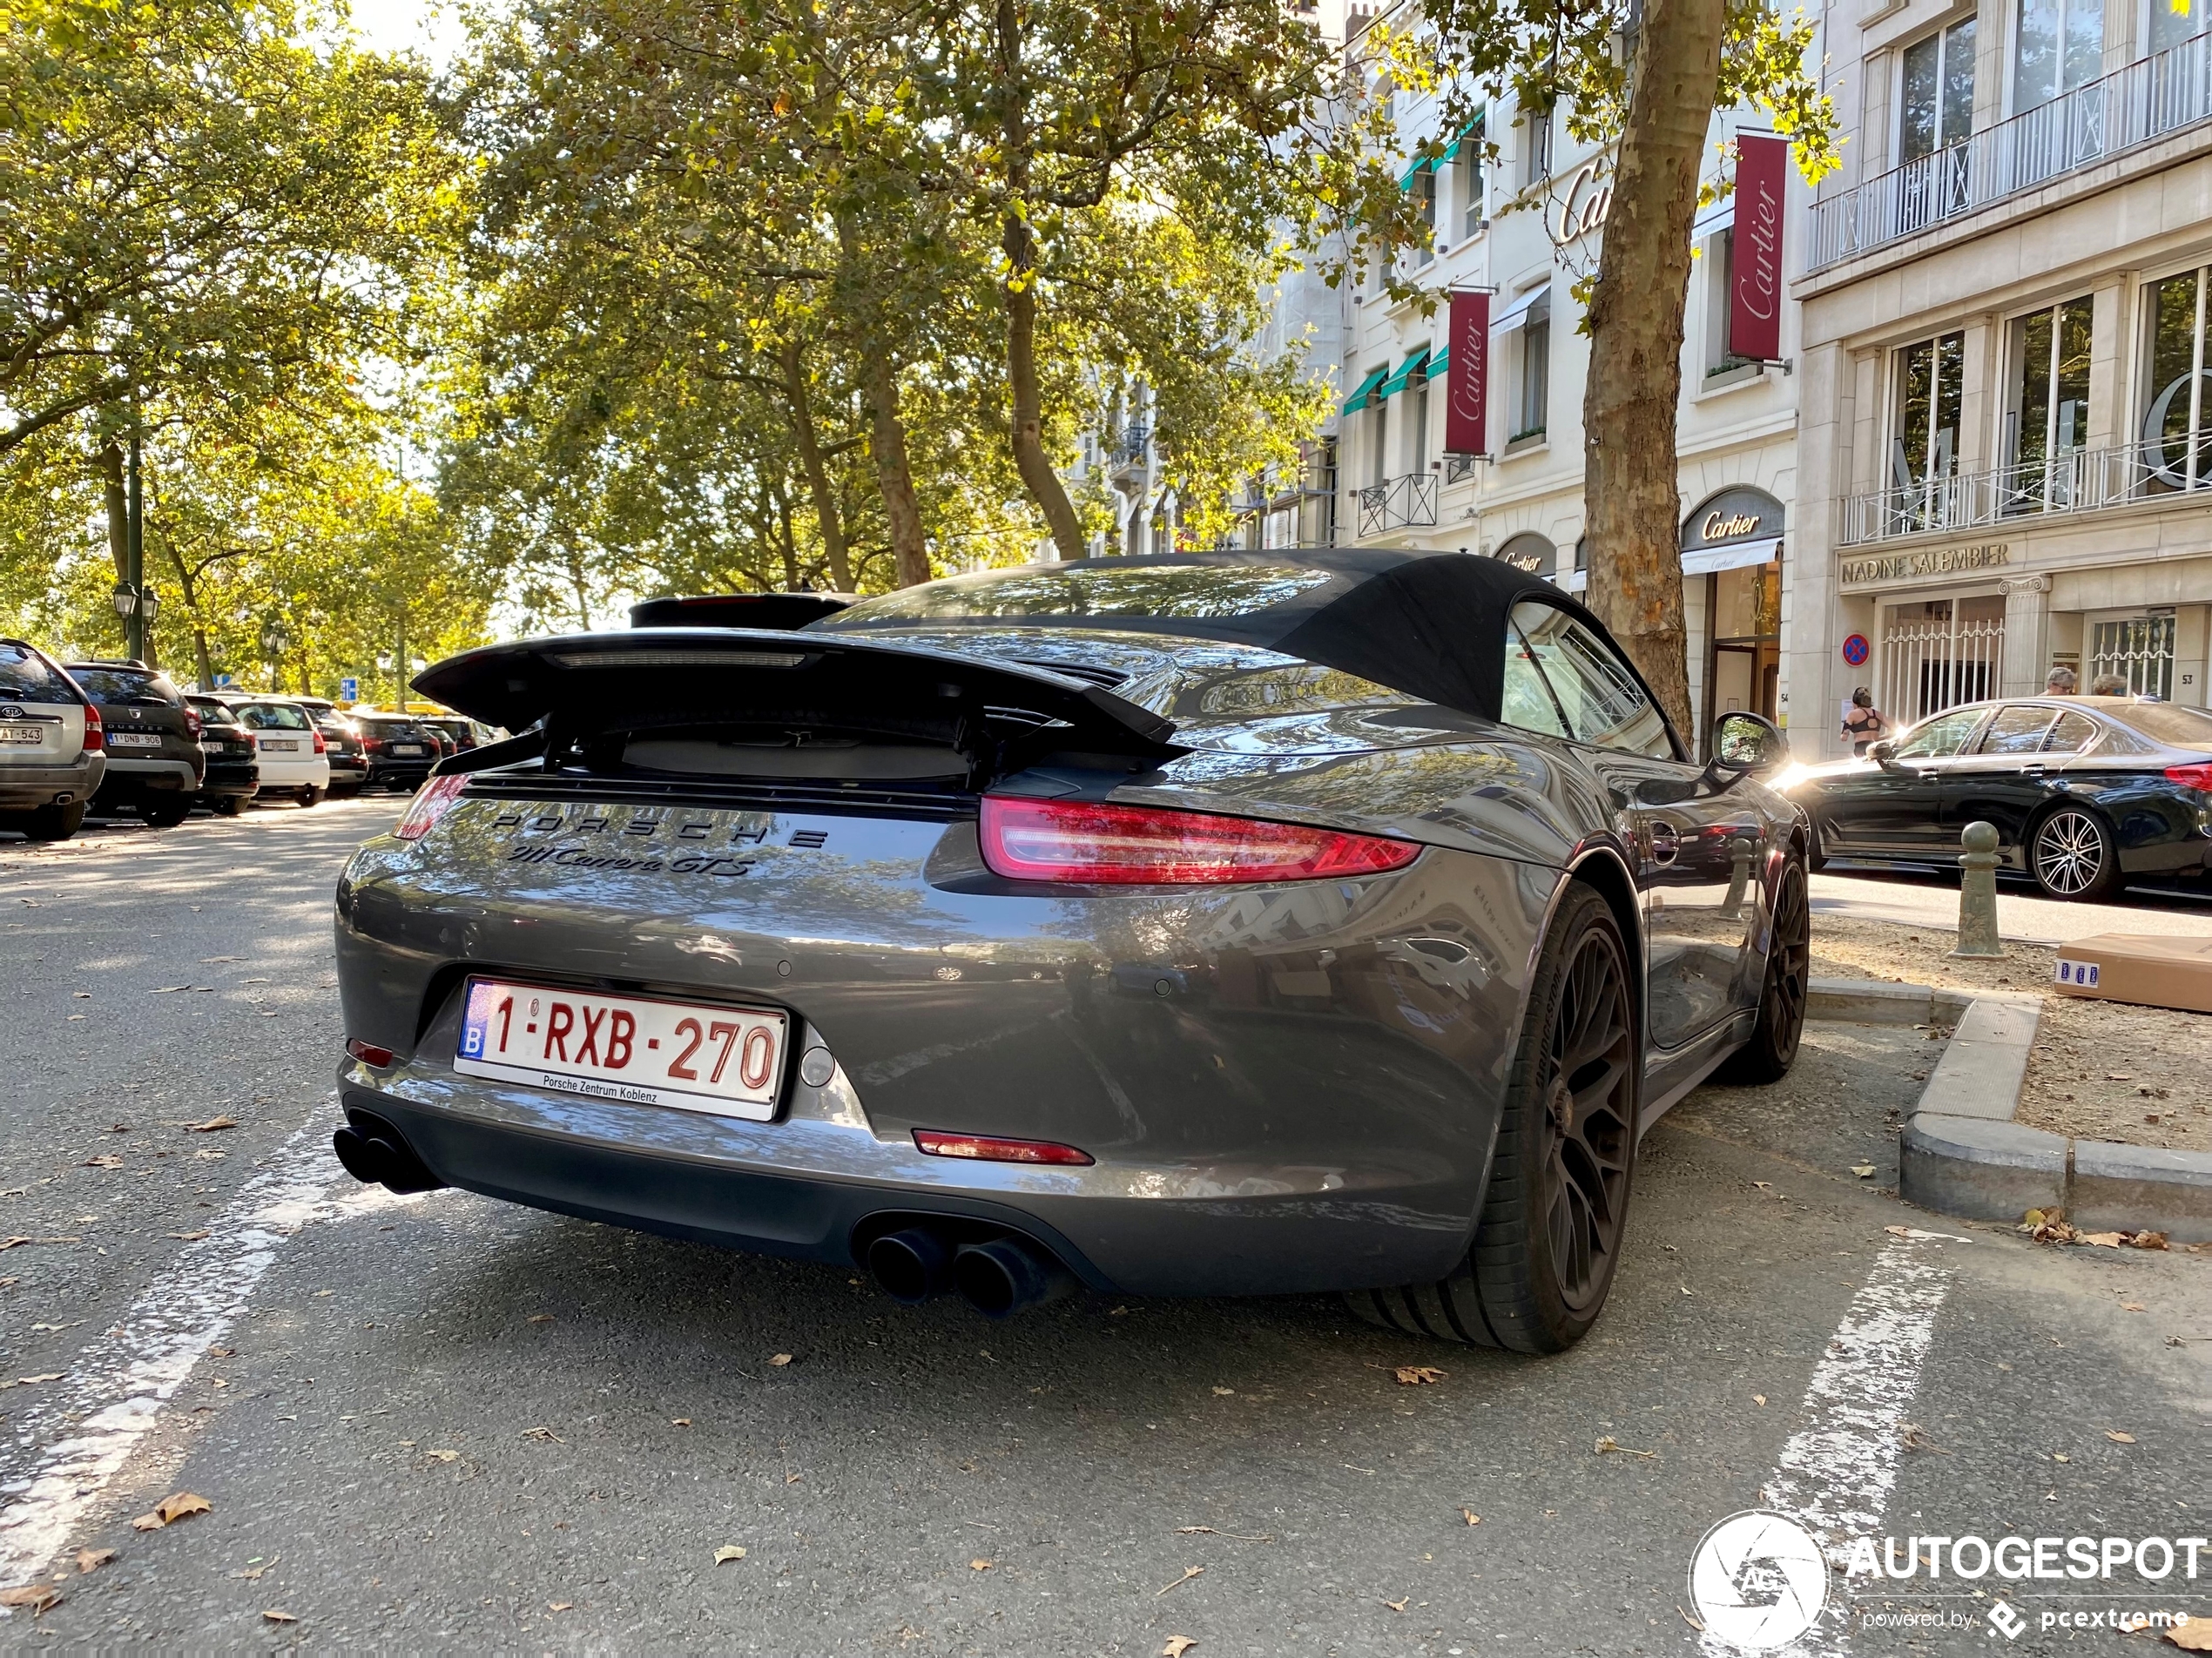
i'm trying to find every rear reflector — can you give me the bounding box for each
[2165,763,2212,792]
[394,773,469,840]
[913,1129,1095,1166]
[979,796,1420,885]
[346,1037,395,1068]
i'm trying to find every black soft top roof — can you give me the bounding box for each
[817,548,1635,725]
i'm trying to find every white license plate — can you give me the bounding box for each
[0,725,43,745]
[263,738,299,752]
[390,744,425,756]
[108,731,162,747]
[453,979,788,1120]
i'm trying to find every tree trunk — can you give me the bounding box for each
[1581,0,1725,744]
[99,439,128,583]
[161,541,216,691]
[192,628,215,692]
[995,0,1087,563]
[856,332,931,588]
[779,338,854,590]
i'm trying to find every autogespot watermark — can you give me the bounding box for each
[1688,1513,2212,1650]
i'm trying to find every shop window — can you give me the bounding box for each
[1889,331,1966,528]
[1880,595,2006,722]
[2003,297,2093,509]
[2141,267,2212,491]
[1707,560,1782,732]
[2014,0,2101,113]
[2090,614,2177,698]
[2149,0,2202,56]
[1900,19,1977,163]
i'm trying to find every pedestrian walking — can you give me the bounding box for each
[1842,687,1887,757]
[2047,664,2078,694]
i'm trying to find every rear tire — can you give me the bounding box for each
[2028,805,2121,901]
[299,785,326,808]
[1347,883,1638,1353]
[139,798,191,829]
[1805,821,1828,872]
[18,802,86,842]
[212,794,245,817]
[1715,858,1811,1084]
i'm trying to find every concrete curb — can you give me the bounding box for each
[1807,976,2212,1243]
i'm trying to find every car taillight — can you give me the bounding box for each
[312,729,327,753]
[394,773,469,840]
[345,1036,395,1068]
[80,704,104,753]
[2165,763,2212,792]
[361,735,383,752]
[913,1129,1094,1166]
[184,707,200,738]
[977,796,1420,885]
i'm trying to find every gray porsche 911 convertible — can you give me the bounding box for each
[332,549,1811,1352]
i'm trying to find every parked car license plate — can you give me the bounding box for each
[390,744,425,756]
[453,978,788,1120]
[0,725,44,745]
[108,731,162,747]
[263,738,299,751]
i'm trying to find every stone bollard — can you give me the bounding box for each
[1718,835,1754,920]
[1952,819,2005,959]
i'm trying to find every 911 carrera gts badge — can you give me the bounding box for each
[502,844,757,876]
[491,802,774,876]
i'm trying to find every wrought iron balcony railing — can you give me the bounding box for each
[1355,471,1440,537]
[1810,30,2212,270]
[1839,438,2212,544]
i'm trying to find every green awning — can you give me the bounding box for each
[1426,343,1449,377]
[1339,362,1391,414]
[1375,348,1431,399]
[1399,156,1433,188]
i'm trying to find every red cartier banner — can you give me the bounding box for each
[1729,135,1787,362]
[1445,289,1488,455]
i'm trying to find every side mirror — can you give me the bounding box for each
[1710,711,1786,774]
[1868,738,1898,769]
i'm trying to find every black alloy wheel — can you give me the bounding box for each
[2030,805,2120,901]
[1716,857,1811,1084]
[1349,882,1639,1353]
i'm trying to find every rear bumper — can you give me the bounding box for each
[95,756,201,796]
[364,760,432,787]
[198,760,259,796]
[0,755,105,809]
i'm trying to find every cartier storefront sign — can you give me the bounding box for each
[1838,542,2011,588]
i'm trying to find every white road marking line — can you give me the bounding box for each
[0,1112,375,1597]
[1703,1233,1957,1657]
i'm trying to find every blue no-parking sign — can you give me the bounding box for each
[1841,633,1870,666]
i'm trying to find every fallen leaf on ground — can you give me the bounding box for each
[229,1557,278,1580]
[2122,1302,2148,1312]
[0,1238,31,1250]
[150,985,190,994]
[82,1155,123,1169]
[1211,1386,1235,1396]
[767,1353,792,1367]
[1156,1566,1203,1595]
[521,1426,563,1442]
[2107,1430,2137,1444]
[1383,1595,1409,1612]
[1595,1437,1656,1459]
[1163,1639,1198,1658]
[261,1608,296,1623]
[1898,1423,1951,1453]
[2080,1232,2128,1248]
[183,1116,238,1134]
[2054,1452,2070,1463]
[528,1313,555,1324]
[550,1601,576,1612]
[2132,1232,2170,1250]
[425,1449,459,1462]
[671,1418,691,1427]
[1460,1508,1480,1526]
[131,1492,211,1530]
[2164,1616,2212,1649]
[713,1546,746,1564]
[783,1472,801,1485]
[1393,1365,1446,1385]
[969,1559,992,1572]
[74,1548,116,1574]
[1753,1395,1768,1406]
[0,1585,60,1613]
[1851,1165,1877,1178]
[10,1373,64,1387]
[167,1230,210,1242]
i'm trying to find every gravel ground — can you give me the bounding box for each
[1805,913,2212,1154]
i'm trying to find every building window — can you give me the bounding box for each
[1461,150,1485,239]
[1412,165,1436,265]
[2091,614,2177,698]
[1409,369,1432,475]
[1514,303,1550,441]
[2142,266,2212,490]
[2004,297,2092,507]
[2149,0,2202,56]
[1705,229,1753,375]
[1900,19,1976,165]
[1370,395,1390,487]
[2013,0,2101,112]
[1521,104,1553,187]
[1892,330,1966,495]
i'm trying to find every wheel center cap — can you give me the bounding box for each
[1548,1077,1575,1134]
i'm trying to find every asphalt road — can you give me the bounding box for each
[1,802,2207,1655]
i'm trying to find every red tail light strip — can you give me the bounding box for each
[80,704,104,754]
[346,1036,395,1068]
[2165,763,2212,792]
[978,796,1420,885]
[913,1129,1094,1166]
[395,773,469,840]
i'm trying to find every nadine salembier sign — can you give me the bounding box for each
[1730,135,1787,362]
[1445,289,1488,455]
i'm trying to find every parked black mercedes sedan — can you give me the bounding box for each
[1774,696,2212,899]
[332,549,1814,1354]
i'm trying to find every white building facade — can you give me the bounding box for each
[1790,0,2212,754]
[1329,9,1820,753]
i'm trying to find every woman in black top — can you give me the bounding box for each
[1842,687,1887,756]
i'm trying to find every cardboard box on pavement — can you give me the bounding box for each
[2052,933,2212,1014]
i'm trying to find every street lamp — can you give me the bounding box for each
[111,585,138,619]
[138,587,158,622]
[260,623,291,659]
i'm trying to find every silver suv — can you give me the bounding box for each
[0,641,105,841]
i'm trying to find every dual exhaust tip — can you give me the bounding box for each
[332,1114,445,1195]
[865,1225,1075,1319]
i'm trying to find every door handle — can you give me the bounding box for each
[2019,763,2047,777]
[1648,820,1680,867]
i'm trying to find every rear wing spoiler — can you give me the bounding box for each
[627,593,855,630]
[411,628,1182,780]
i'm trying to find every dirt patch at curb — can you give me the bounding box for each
[1805,913,2212,1155]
